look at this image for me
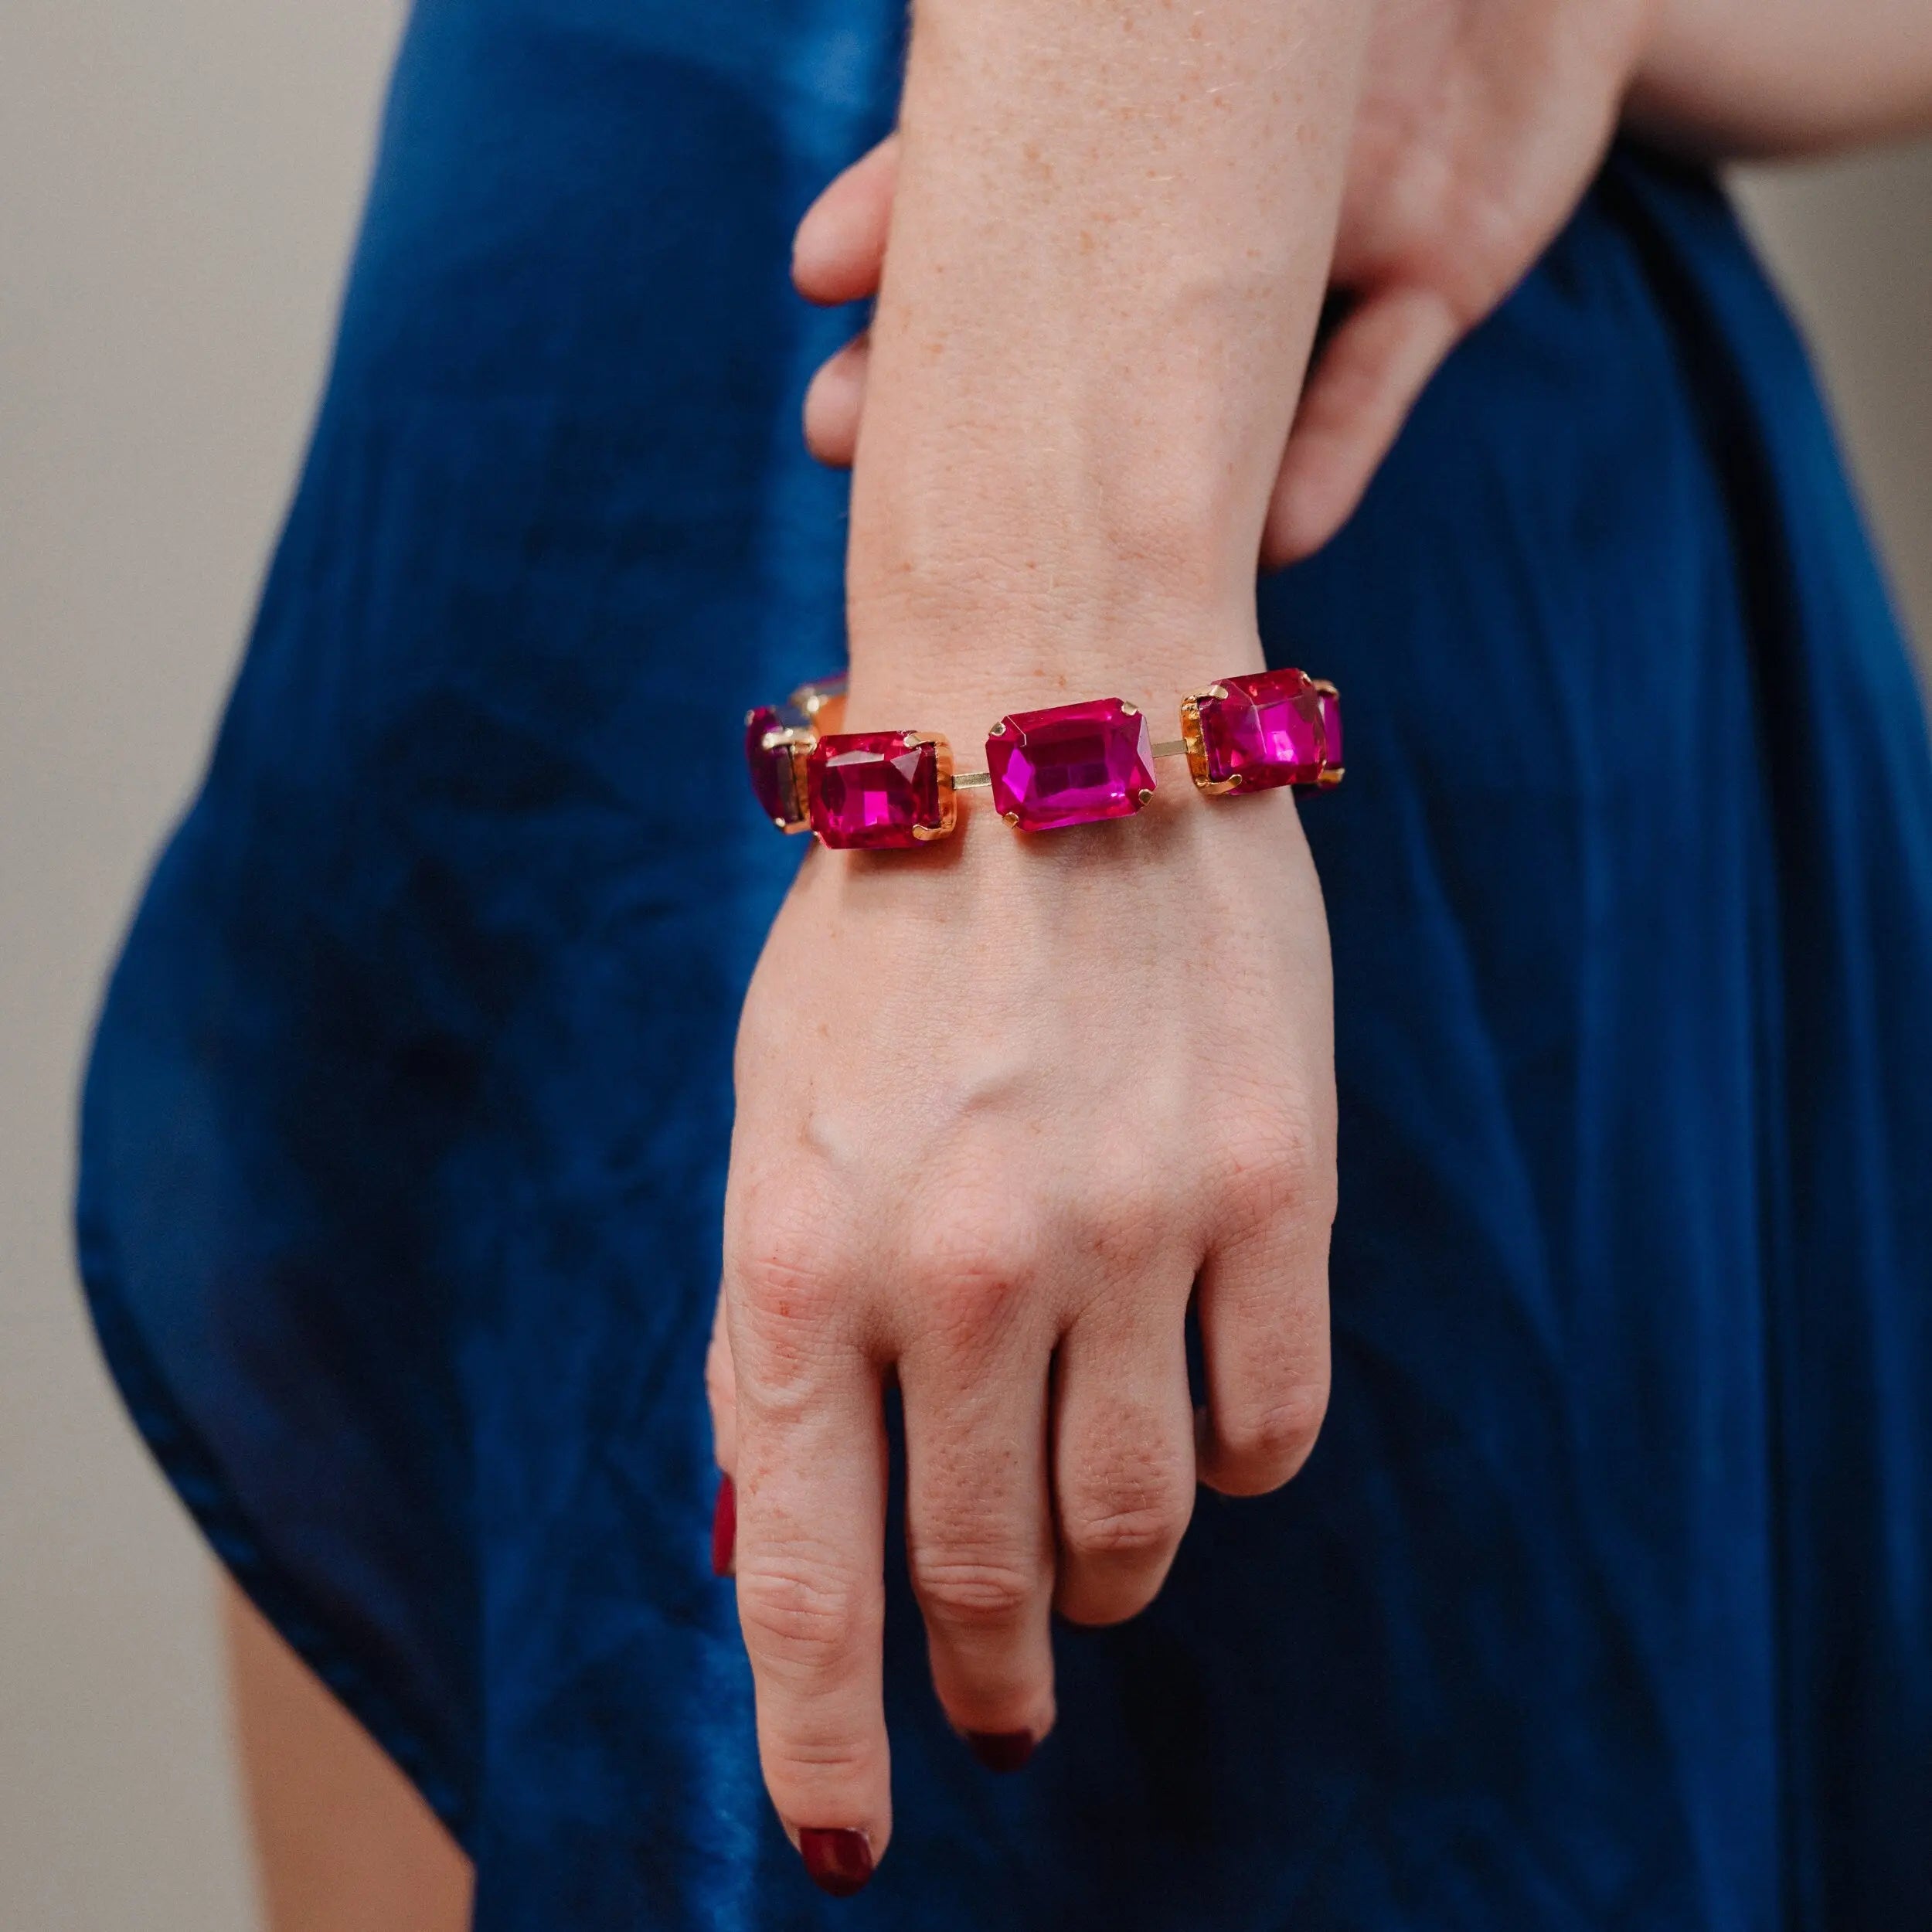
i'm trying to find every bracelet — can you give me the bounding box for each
[745,668,1342,849]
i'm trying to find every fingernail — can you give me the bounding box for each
[710,1474,736,1579]
[798,1827,874,1898]
[964,1730,1036,1774]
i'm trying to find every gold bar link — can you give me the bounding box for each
[1149,739,1188,760]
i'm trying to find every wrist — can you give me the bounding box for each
[842,367,1283,715]
[748,660,1341,848]
[843,477,1269,749]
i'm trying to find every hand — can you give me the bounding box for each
[790,0,1656,566]
[711,0,1358,1889]
[707,746,1335,1876]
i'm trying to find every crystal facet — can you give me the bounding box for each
[745,706,805,827]
[1193,669,1328,790]
[985,698,1156,831]
[807,731,944,849]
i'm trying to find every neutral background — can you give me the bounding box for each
[2,2,1928,1926]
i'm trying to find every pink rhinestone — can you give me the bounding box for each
[1194,669,1326,790]
[985,698,1155,831]
[807,732,944,849]
[745,706,804,827]
[1315,685,1343,771]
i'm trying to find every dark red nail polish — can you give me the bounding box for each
[799,1827,874,1898]
[710,1474,736,1578]
[964,1729,1036,1774]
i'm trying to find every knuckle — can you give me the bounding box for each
[909,1551,1039,1630]
[1223,1107,1335,1234]
[736,1561,871,1675]
[764,1733,882,1791]
[1219,1379,1330,1486]
[1063,1499,1187,1565]
[730,1224,846,1335]
[904,1195,1036,1344]
[1059,1437,1190,1569]
[1062,1427,1193,1566]
[1431,188,1529,324]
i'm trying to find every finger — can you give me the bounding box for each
[1194,1193,1332,1498]
[1260,283,1460,569]
[899,1247,1056,1769]
[1051,1292,1198,1628]
[706,1289,740,1472]
[791,134,899,306]
[704,1291,738,1576]
[802,332,869,469]
[727,1250,892,1888]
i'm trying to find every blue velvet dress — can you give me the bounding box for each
[76,2,1932,1926]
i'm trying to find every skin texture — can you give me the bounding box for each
[790,0,1661,563]
[789,0,1932,566]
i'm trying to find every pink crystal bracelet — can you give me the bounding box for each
[746,669,1342,849]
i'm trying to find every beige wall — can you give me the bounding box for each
[1,4,1927,1925]
[2,8,405,1929]
[1736,150,1932,658]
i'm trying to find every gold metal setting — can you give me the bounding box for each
[757,676,851,832]
[902,732,959,842]
[786,677,849,733]
[1311,679,1342,789]
[750,724,817,831]
[775,733,815,832]
[1178,691,1240,796]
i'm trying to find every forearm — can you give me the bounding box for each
[845,0,1369,736]
[1628,0,1932,159]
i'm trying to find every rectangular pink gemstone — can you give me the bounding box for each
[985,698,1156,831]
[745,706,807,828]
[1194,668,1325,789]
[806,732,943,849]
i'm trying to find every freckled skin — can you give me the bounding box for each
[795,2,1932,583]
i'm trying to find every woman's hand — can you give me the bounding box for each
[719,0,1932,1895]
[710,0,1366,1890]
[710,770,1335,1873]
[792,0,1658,564]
